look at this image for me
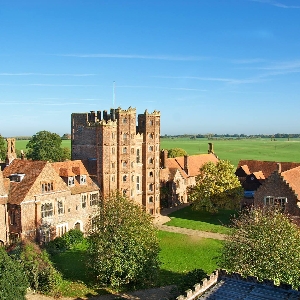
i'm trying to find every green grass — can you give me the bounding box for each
[50,242,108,298]
[161,137,300,166]
[50,232,223,295]
[165,206,235,234]
[157,231,223,286]
[16,137,300,166]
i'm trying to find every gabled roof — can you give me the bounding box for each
[2,159,48,205]
[163,154,219,180]
[237,160,300,178]
[51,160,88,177]
[252,171,265,180]
[52,160,99,194]
[281,166,300,200]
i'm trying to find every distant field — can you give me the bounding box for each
[161,137,300,166]
[16,137,300,166]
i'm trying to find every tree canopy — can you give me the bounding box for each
[0,135,6,161]
[188,160,243,213]
[168,147,188,158]
[221,206,300,288]
[26,130,70,162]
[87,193,160,289]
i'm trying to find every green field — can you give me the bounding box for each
[16,137,300,166]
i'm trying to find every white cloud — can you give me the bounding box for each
[249,0,300,8]
[57,53,209,61]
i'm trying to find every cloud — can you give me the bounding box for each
[117,85,207,91]
[154,75,263,85]
[0,73,96,76]
[249,0,300,8]
[57,53,208,61]
[231,58,266,64]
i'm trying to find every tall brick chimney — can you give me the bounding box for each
[184,155,189,175]
[208,142,214,154]
[277,162,282,173]
[160,150,168,169]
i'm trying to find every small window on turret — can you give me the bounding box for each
[123,118,127,124]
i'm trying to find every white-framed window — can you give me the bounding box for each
[264,196,287,208]
[40,227,51,243]
[149,196,153,203]
[56,223,68,237]
[123,147,127,154]
[123,133,128,141]
[57,199,64,215]
[149,171,153,177]
[136,176,140,191]
[41,182,54,193]
[90,193,98,206]
[149,145,153,152]
[68,176,75,186]
[123,175,127,182]
[136,149,141,163]
[81,194,87,208]
[149,157,153,164]
[80,175,86,185]
[41,203,53,218]
[123,161,127,168]
[149,183,153,191]
[112,175,115,182]
[123,118,127,124]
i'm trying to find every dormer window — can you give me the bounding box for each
[68,176,75,186]
[9,173,25,182]
[80,175,86,185]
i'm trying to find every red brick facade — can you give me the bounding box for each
[71,107,160,215]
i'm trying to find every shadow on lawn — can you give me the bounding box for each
[165,205,238,227]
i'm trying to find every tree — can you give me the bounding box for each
[87,193,160,289]
[188,160,243,213]
[26,130,69,162]
[0,135,6,161]
[0,247,28,300]
[220,206,300,288]
[168,147,188,158]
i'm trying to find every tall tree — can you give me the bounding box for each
[0,135,6,161]
[168,147,188,158]
[188,160,243,213]
[221,206,300,288]
[87,193,160,289]
[26,130,69,162]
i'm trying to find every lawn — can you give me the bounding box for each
[157,231,223,287]
[50,231,223,297]
[165,206,236,234]
[16,137,300,166]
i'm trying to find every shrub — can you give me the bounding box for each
[19,241,62,294]
[45,236,68,254]
[177,269,207,295]
[0,247,28,300]
[62,229,84,249]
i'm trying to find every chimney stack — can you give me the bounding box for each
[208,143,214,154]
[184,155,189,175]
[277,162,282,173]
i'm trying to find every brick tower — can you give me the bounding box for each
[71,107,160,215]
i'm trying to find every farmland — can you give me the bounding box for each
[16,137,300,166]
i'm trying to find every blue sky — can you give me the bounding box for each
[1,0,300,137]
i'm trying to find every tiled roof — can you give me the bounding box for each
[51,160,88,177]
[163,154,219,180]
[281,166,300,200]
[52,160,99,193]
[2,159,47,205]
[252,171,265,180]
[237,160,300,178]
